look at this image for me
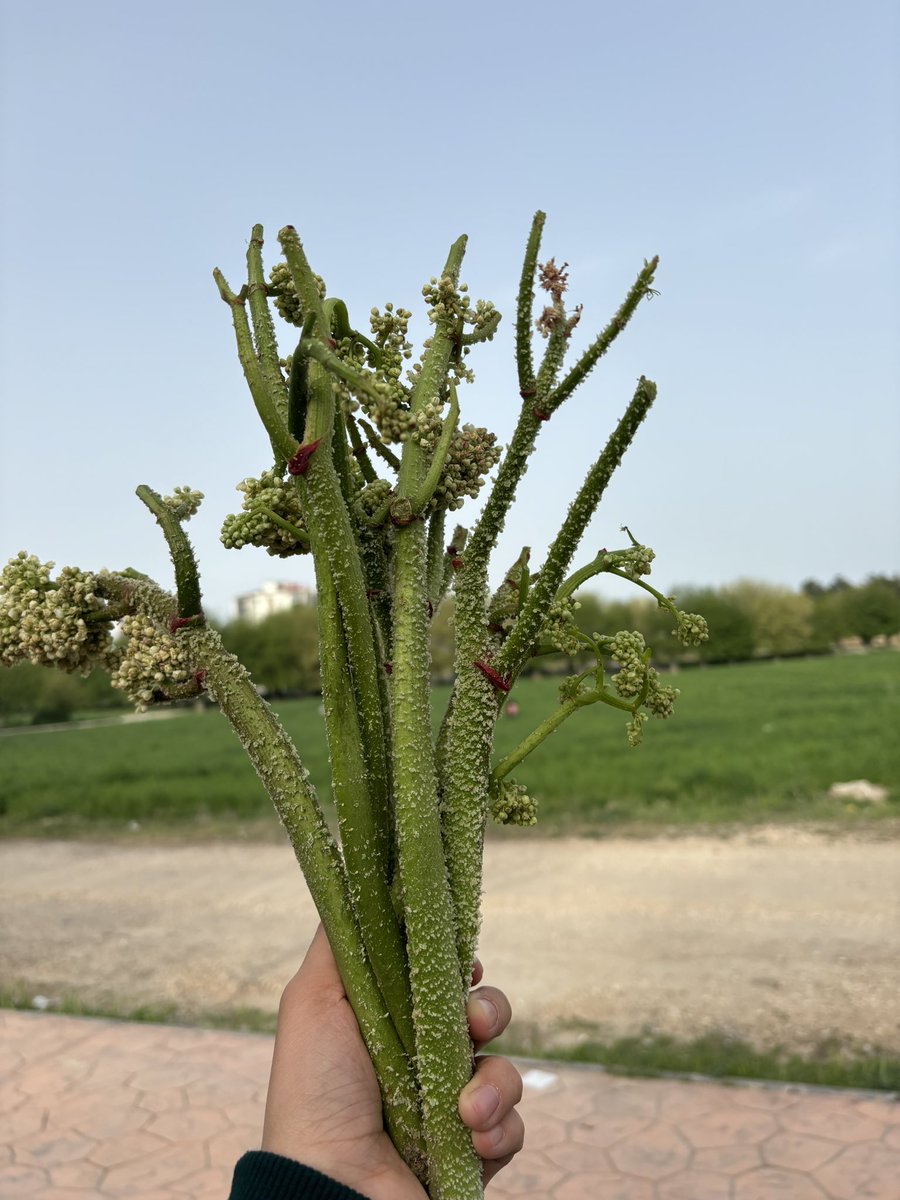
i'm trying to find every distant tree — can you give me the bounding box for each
[803,574,900,645]
[0,659,123,723]
[675,587,755,662]
[0,662,44,721]
[723,580,814,657]
[845,576,900,642]
[30,672,82,723]
[221,603,320,693]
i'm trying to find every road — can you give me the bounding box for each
[2,828,898,1054]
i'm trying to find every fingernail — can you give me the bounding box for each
[469,1084,500,1122]
[470,995,499,1032]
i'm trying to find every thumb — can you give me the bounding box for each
[293,923,346,996]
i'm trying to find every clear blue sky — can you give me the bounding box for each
[2,0,897,621]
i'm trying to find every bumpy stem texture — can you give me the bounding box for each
[134,486,203,620]
[391,519,482,1200]
[499,377,657,681]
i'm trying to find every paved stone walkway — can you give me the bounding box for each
[2,1011,899,1199]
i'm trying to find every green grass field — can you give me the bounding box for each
[1,652,897,836]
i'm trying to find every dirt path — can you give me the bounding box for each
[2,829,899,1054]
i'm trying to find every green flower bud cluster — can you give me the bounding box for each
[220,469,309,557]
[415,278,499,388]
[161,486,203,522]
[427,423,501,513]
[606,629,649,699]
[606,629,678,712]
[538,597,582,656]
[353,478,394,523]
[108,613,194,710]
[267,261,326,327]
[0,553,113,674]
[359,304,414,443]
[616,543,655,579]
[369,303,413,367]
[626,710,649,747]
[421,275,469,326]
[490,778,538,827]
[673,610,709,647]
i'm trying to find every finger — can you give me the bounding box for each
[466,985,512,1049]
[458,1054,523,1132]
[470,958,484,987]
[471,1109,525,1167]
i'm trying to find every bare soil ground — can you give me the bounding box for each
[2,829,899,1054]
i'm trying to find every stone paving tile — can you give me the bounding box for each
[3,1009,900,1198]
[657,1169,732,1200]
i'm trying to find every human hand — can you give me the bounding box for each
[261,925,524,1199]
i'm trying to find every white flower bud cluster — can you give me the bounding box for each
[267,262,326,327]
[220,469,309,557]
[407,398,444,452]
[673,610,709,647]
[0,552,113,674]
[161,486,203,522]
[108,613,194,710]
[427,424,501,513]
[422,275,468,325]
[490,778,538,827]
[467,297,500,340]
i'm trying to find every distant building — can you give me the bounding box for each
[233,581,315,624]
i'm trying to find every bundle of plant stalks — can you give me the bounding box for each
[0,212,707,1199]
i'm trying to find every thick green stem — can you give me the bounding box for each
[312,531,415,1058]
[515,211,546,397]
[246,225,289,429]
[391,520,481,1200]
[135,486,203,620]
[439,586,496,976]
[278,226,328,333]
[214,268,297,463]
[294,362,395,927]
[388,234,483,1198]
[425,511,446,612]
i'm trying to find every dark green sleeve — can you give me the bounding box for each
[229,1151,370,1200]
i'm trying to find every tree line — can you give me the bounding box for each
[1,574,897,723]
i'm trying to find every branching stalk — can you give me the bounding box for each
[135,486,203,620]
